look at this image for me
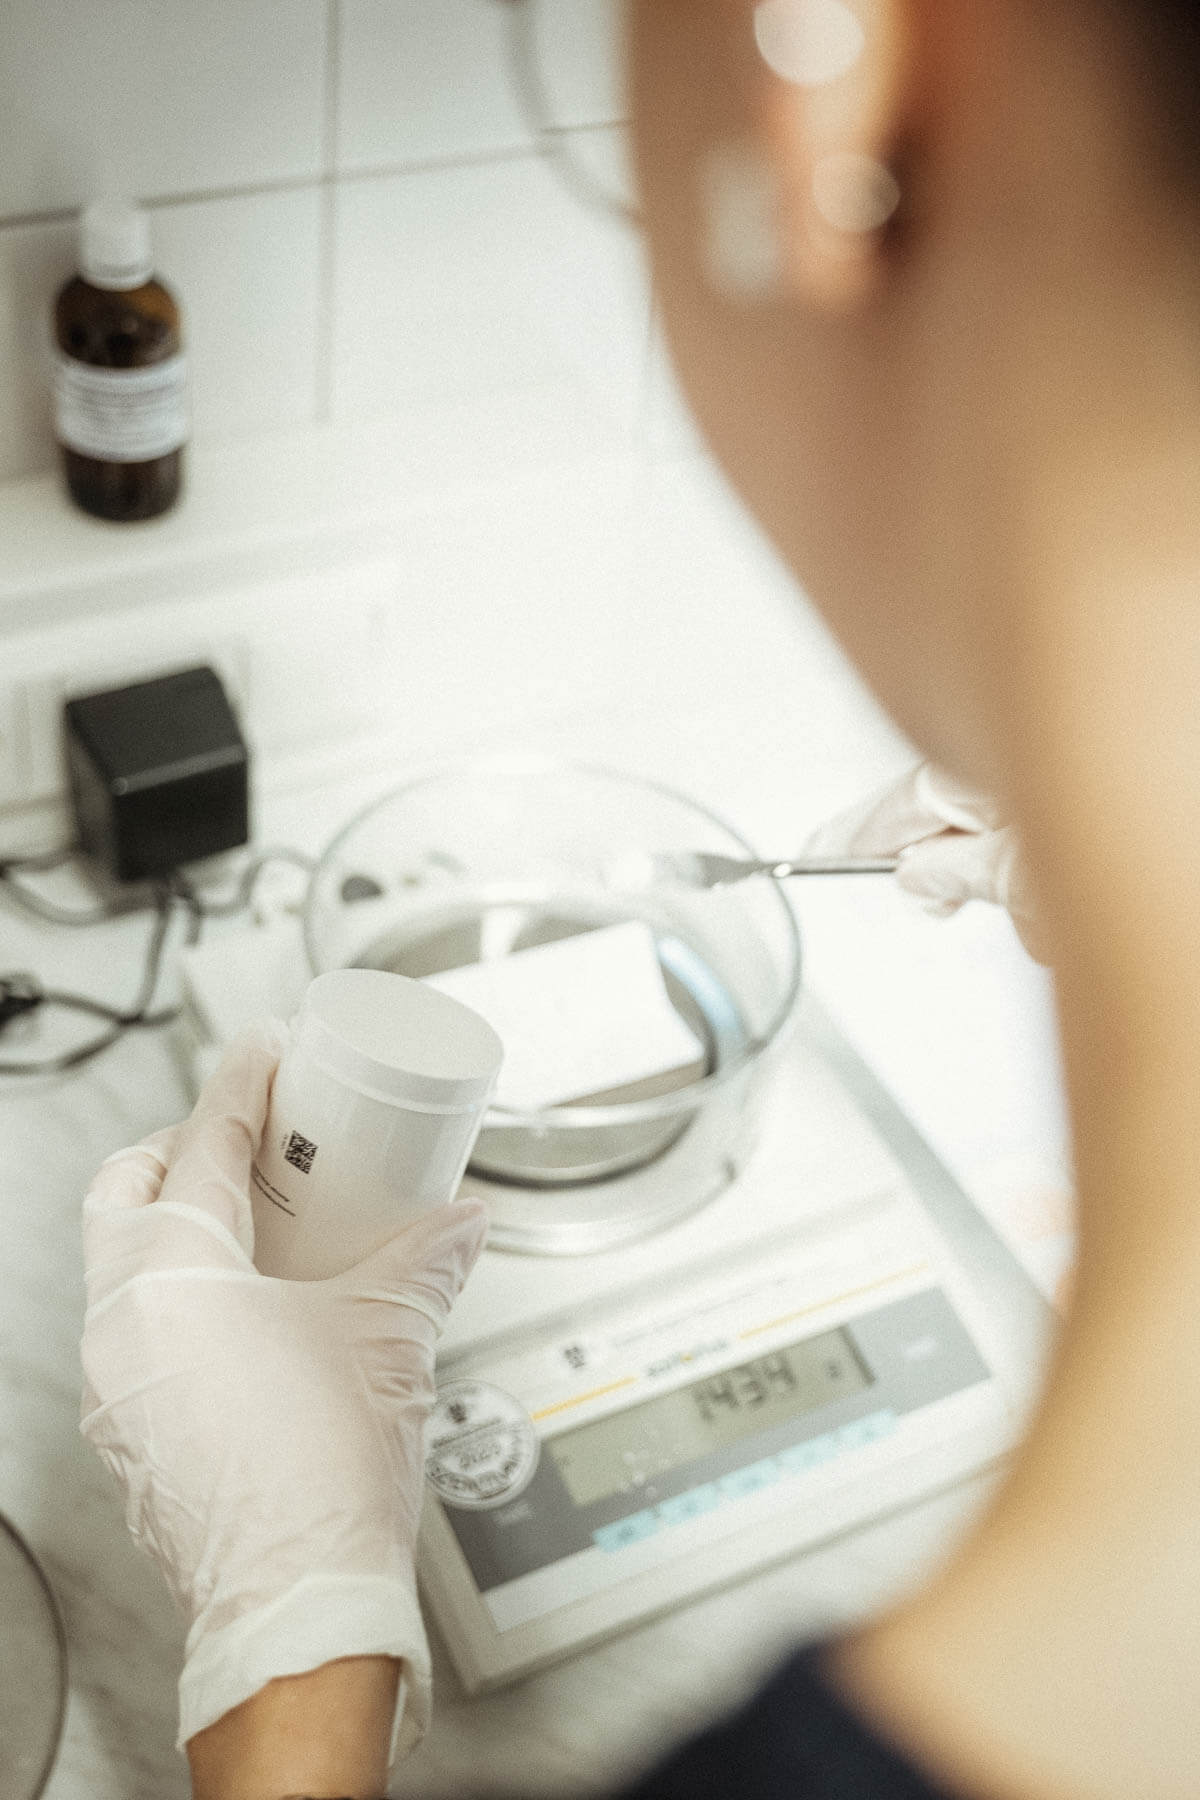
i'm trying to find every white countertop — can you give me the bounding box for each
[0,439,1071,1799]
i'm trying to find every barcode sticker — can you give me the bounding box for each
[284,1130,318,1175]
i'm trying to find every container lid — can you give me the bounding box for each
[80,198,153,290]
[299,968,503,1111]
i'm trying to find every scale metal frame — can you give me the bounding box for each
[418,1000,1051,1695]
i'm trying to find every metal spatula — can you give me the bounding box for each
[607,851,899,891]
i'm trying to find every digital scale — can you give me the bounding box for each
[418,999,1051,1693]
[173,862,1051,1698]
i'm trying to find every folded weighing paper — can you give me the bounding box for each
[425,920,706,1112]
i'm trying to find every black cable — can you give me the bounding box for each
[0,845,315,1078]
[166,868,205,945]
[0,847,123,927]
[184,847,315,922]
[0,846,73,874]
[0,975,42,1030]
[0,883,179,1078]
[0,845,312,938]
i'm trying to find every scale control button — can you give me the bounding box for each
[778,1432,840,1475]
[656,1485,722,1527]
[717,1458,778,1501]
[835,1410,897,1450]
[426,1380,540,1511]
[594,1512,660,1552]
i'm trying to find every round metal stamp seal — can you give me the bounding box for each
[425,1380,540,1511]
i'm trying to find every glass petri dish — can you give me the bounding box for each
[305,756,801,1253]
[0,1514,68,1800]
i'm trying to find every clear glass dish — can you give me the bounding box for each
[305,755,801,1253]
[0,1514,67,1800]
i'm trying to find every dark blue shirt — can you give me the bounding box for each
[613,1648,956,1800]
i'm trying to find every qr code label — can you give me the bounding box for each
[283,1130,318,1175]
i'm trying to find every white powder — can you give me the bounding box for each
[426,921,706,1112]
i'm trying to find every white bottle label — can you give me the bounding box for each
[250,1070,483,1281]
[54,353,189,462]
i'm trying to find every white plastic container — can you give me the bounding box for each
[251,969,503,1280]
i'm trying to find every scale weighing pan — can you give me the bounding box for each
[0,1514,68,1800]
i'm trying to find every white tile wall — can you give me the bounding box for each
[336,0,626,170]
[0,1,328,218]
[533,0,629,127]
[0,219,75,483]
[0,0,663,489]
[153,190,325,440]
[336,0,529,169]
[558,123,639,219]
[331,150,649,429]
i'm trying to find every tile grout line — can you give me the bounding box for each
[0,129,633,239]
[313,0,343,426]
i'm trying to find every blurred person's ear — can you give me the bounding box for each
[709,0,910,308]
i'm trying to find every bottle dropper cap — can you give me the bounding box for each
[80,199,153,291]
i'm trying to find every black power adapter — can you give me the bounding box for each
[64,664,250,883]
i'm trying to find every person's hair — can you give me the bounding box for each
[1111,3,1200,192]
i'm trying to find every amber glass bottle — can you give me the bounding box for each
[54,200,188,522]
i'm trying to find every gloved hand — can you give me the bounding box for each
[803,763,1045,959]
[79,1021,487,1758]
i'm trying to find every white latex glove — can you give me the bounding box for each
[79,1020,487,1757]
[804,763,1044,958]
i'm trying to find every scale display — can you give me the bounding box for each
[549,1330,870,1509]
[418,1179,1023,1696]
